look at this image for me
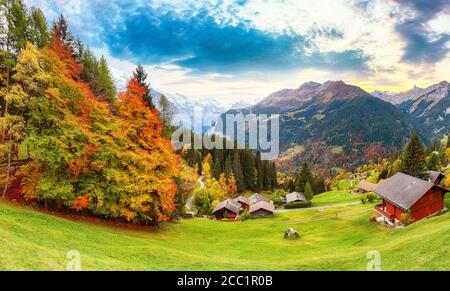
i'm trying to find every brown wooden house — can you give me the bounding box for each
[249,201,275,218]
[374,173,447,226]
[233,196,250,210]
[249,193,269,205]
[212,199,241,220]
[358,179,377,194]
[425,171,446,185]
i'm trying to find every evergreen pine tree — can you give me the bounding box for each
[426,152,441,171]
[296,162,313,193]
[262,160,271,190]
[224,155,233,179]
[97,55,116,101]
[242,150,256,190]
[400,134,426,178]
[232,151,245,192]
[255,151,264,191]
[212,158,221,180]
[51,14,73,48]
[8,0,28,54]
[269,162,278,190]
[304,181,314,201]
[133,64,154,108]
[313,175,326,195]
[28,7,49,48]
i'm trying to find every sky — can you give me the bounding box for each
[25,0,450,106]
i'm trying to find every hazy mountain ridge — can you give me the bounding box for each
[227,81,415,172]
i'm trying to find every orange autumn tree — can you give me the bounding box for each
[115,79,180,223]
[18,39,180,224]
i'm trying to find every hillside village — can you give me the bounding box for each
[0,0,449,271]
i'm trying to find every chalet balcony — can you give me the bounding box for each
[375,204,394,220]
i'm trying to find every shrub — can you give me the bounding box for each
[285,201,311,209]
[361,196,368,204]
[366,192,379,203]
[401,211,415,226]
[240,209,250,221]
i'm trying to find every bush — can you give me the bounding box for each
[361,196,367,204]
[366,192,379,203]
[401,211,415,226]
[285,201,311,209]
[240,209,250,221]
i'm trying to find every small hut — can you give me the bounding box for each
[249,201,275,218]
[212,199,241,220]
[358,180,377,194]
[286,192,308,204]
[249,193,269,205]
[233,196,250,210]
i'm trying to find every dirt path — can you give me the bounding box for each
[185,176,204,212]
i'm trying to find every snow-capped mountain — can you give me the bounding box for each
[150,89,228,133]
[372,86,428,105]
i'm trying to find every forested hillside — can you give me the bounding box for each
[0,2,188,225]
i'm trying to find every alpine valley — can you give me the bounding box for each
[226,80,450,173]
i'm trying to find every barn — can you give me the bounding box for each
[286,192,308,204]
[249,193,269,205]
[249,201,275,218]
[212,199,241,220]
[358,180,377,194]
[233,196,250,210]
[374,173,448,226]
[426,171,445,185]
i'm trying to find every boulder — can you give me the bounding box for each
[284,228,300,239]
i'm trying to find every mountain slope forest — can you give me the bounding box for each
[227,81,415,172]
[0,3,190,224]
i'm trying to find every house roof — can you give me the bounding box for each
[358,180,377,192]
[249,201,275,214]
[286,192,308,204]
[249,193,269,204]
[374,173,443,211]
[425,171,445,184]
[233,196,250,206]
[212,199,241,214]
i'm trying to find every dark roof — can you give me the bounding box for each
[374,173,443,211]
[212,199,241,214]
[358,180,377,192]
[286,192,308,203]
[425,171,445,183]
[233,196,250,206]
[249,201,275,214]
[249,193,269,204]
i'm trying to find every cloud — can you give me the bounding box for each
[74,1,370,74]
[394,0,450,64]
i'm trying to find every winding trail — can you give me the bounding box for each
[185,176,204,212]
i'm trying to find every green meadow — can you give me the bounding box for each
[1,194,449,271]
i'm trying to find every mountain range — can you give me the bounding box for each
[225,80,449,172]
[150,89,254,133]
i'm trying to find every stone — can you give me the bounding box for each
[284,228,300,239]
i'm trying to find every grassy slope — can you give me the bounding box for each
[311,190,361,207]
[1,197,449,271]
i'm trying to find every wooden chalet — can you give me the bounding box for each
[425,171,446,185]
[374,173,448,226]
[249,201,275,218]
[358,179,377,193]
[212,199,241,220]
[249,193,269,205]
[233,196,250,210]
[286,192,308,204]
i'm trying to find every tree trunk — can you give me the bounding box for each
[2,146,12,199]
